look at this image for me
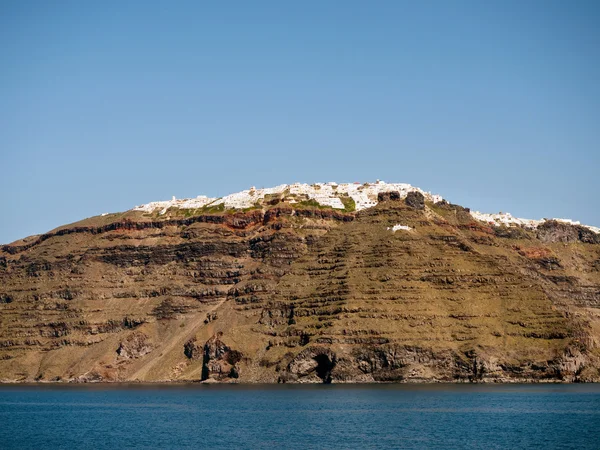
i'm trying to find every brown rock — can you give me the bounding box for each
[117,332,153,359]
[405,191,425,210]
[377,191,401,202]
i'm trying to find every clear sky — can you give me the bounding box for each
[1,1,599,244]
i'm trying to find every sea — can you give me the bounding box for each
[0,384,599,449]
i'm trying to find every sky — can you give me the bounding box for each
[1,1,599,244]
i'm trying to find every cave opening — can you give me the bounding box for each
[313,354,335,384]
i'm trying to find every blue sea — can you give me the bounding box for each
[0,384,599,449]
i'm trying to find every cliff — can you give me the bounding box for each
[1,182,599,383]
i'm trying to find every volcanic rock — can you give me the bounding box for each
[1,181,599,383]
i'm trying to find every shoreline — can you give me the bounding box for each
[0,378,595,386]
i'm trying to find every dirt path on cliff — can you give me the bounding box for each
[128,300,226,381]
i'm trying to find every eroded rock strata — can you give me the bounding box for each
[1,189,600,383]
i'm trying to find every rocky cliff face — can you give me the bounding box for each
[1,186,599,383]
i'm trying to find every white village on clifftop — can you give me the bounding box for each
[133,181,600,235]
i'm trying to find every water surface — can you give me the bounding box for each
[1,384,599,449]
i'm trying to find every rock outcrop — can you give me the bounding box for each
[537,220,600,244]
[405,191,425,210]
[202,333,242,381]
[281,347,338,383]
[184,333,242,381]
[117,332,153,359]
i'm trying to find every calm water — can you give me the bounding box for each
[1,384,599,449]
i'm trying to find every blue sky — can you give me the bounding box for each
[1,1,599,244]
